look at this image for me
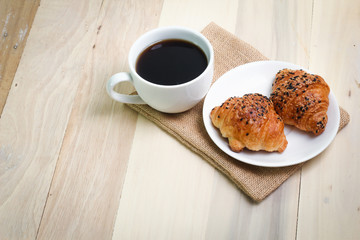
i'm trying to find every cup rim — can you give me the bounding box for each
[128,26,214,89]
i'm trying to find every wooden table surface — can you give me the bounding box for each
[1,0,359,239]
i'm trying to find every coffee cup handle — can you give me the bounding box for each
[106,73,146,104]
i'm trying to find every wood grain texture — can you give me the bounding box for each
[0,0,104,239]
[158,0,238,31]
[204,171,300,239]
[0,0,358,239]
[112,1,239,239]
[297,0,360,239]
[112,116,216,240]
[235,0,313,66]
[202,1,312,239]
[36,0,164,239]
[0,0,40,115]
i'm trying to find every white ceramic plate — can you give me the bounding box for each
[203,61,340,167]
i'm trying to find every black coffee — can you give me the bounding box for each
[136,39,208,85]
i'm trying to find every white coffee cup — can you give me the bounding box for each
[106,26,214,113]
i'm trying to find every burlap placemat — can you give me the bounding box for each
[127,22,350,202]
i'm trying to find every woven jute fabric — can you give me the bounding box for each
[127,22,350,202]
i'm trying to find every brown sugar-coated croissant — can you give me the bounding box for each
[270,69,330,135]
[210,93,288,153]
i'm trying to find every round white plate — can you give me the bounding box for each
[203,61,340,167]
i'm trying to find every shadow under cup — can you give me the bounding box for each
[128,27,214,113]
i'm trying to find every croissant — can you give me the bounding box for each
[210,93,288,153]
[270,69,330,135]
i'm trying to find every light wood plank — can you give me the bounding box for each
[158,0,238,31]
[201,1,313,239]
[235,0,313,67]
[0,0,104,239]
[112,0,239,239]
[204,170,300,239]
[112,116,216,240]
[0,0,358,239]
[0,0,40,115]
[35,0,164,239]
[113,0,315,239]
[297,0,360,239]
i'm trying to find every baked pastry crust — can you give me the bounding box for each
[270,69,330,135]
[210,93,288,153]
